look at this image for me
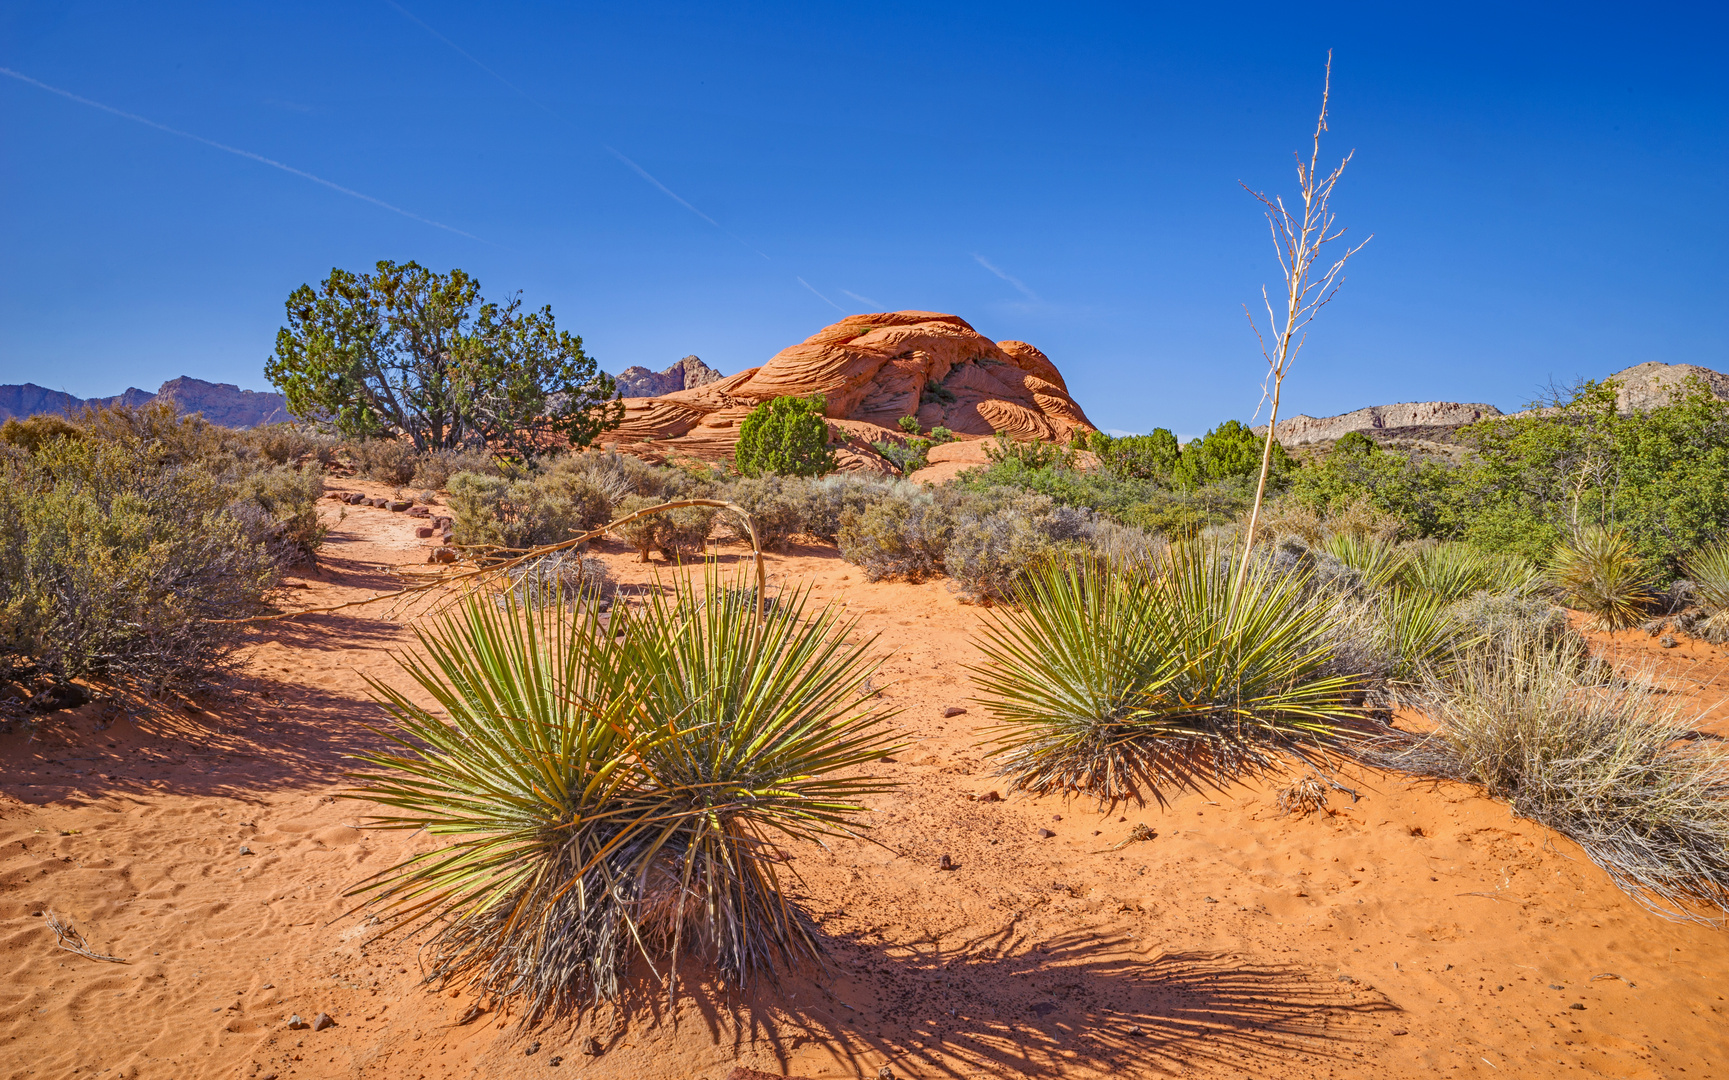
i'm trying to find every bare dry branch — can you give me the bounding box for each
[46,911,127,964]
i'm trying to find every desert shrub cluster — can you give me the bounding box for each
[0,404,328,688]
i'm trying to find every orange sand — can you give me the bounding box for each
[3,484,1728,1079]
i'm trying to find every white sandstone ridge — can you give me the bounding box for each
[1255,401,1503,446]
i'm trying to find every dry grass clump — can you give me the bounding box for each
[1368,632,1729,920]
[973,545,1361,807]
[348,572,898,1019]
[1275,774,1331,816]
[1547,526,1655,630]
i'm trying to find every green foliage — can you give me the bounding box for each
[872,436,931,475]
[611,495,716,562]
[1285,444,1455,538]
[1547,526,1655,630]
[1683,538,1729,614]
[973,545,1361,806]
[837,490,951,582]
[347,574,898,1017]
[733,396,836,478]
[722,474,812,549]
[928,426,956,445]
[982,433,1073,470]
[1402,542,1541,603]
[941,492,1090,604]
[897,415,921,434]
[267,260,623,455]
[1086,428,1181,480]
[1332,430,1378,457]
[1173,420,1292,489]
[230,464,328,568]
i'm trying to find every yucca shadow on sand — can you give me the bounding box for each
[529,926,1401,1078]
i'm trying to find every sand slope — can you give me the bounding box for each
[3,485,1728,1079]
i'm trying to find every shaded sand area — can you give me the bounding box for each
[3,482,1728,1079]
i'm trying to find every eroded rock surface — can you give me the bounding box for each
[607,312,1094,470]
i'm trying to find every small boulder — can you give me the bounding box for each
[943,706,967,718]
[415,526,435,539]
[1038,828,1056,838]
[286,1014,308,1030]
[312,1012,336,1031]
[433,515,454,529]
[406,506,431,518]
[386,500,413,512]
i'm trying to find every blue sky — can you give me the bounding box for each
[1,1,1724,436]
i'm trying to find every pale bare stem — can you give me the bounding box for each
[1231,50,1371,611]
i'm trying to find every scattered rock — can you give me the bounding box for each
[1204,896,1218,903]
[938,854,957,871]
[525,1040,541,1055]
[457,1003,484,1025]
[346,493,366,505]
[428,547,459,564]
[1549,984,1565,990]
[415,526,435,539]
[877,1067,896,1080]
[406,506,431,518]
[974,790,1002,802]
[311,1012,336,1031]
[943,706,967,718]
[239,846,252,855]
[581,1035,603,1056]
[1391,1028,1409,1036]
[1051,814,1062,821]
[1125,1025,1146,1036]
[432,515,453,529]
[386,500,412,512]
[1569,1003,1585,1010]
[549,1057,563,1067]
[1661,634,1678,648]
[1038,828,1056,838]
[286,1015,308,1030]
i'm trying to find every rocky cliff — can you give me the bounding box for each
[613,355,725,398]
[0,377,287,428]
[604,312,1094,472]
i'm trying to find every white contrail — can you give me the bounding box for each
[797,277,844,311]
[0,66,483,241]
[380,1,768,258]
[972,253,1040,301]
[840,289,883,308]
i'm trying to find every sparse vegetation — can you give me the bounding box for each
[348,573,898,1019]
[1548,526,1655,630]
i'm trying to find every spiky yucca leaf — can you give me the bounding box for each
[974,544,1361,806]
[1549,526,1655,630]
[1317,532,1407,590]
[1402,542,1541,602]
[346,570,898,1020]
[1683,539,1729,614]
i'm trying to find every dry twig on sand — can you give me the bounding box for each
[45,911,127,964]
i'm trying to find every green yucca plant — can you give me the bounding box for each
[1683,539,1729,642]
[973,544,1361,806]
[1317,532,1407,591]
[1548,526,1655,631]
[346,571,899,1021]
[1402,541,1541,602]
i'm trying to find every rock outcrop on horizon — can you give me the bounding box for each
[1259,362,1729,448]
[0,376,287,428]
[605,312,1095,472]
[612,355,725,398]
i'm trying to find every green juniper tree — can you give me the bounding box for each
[267,260,622,457]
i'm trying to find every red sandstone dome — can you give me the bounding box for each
[605,311,1095,472]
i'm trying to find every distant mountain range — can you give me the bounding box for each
[0,377,289,429]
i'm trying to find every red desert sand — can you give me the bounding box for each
[3,481,1728,1079]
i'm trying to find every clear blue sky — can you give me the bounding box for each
[1,1,1724,435]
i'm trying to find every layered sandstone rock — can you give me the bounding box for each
[606,312,1094,471]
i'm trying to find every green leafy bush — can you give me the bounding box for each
[612,495,716,562]
[230,463,328,568]
[1086,429,1181,480]
[348,573,897,1018]
[1173,420,1290,489]
[410,448,507,490]
[734,396,836,478]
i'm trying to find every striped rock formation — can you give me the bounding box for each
[606,312,1094,472]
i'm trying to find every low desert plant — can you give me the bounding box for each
[837,489,951,582]
[0,414,83,453]
[721,474,810,550]
[1317,532,1407,591]
[446,470,612,552]
[347,573,898,1019]
[943,492,1091,604]
[1367,632,1729,920]
[230,463,328,568]
[611,495,715,562]
[349,437,420,486]
[502,552,613,608]
[240,423,341,467]
[973,545,1361,806]
[1682,538,1729,642]
[410,447,506,490]
[1548,526,1655,630]
[1403,541,1540,602]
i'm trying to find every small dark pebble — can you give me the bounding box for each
[549,1057,562,1067]
[943,706,967,718]
[1549,984,1564,990]
[1038,828,1056,838]
[1569,1003,1585,1010]
[1051,814,1062,821]
[1391,1028,1409,1036]
[938,854,957,871]
[1204,896,1218,904]
[525,1040,541,1055]
[1125,1025,1146,1036]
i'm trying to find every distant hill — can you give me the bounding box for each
[0,377,288,429]
[1256,361,1729,452]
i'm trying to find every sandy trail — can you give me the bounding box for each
[2,482,1727,1079]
